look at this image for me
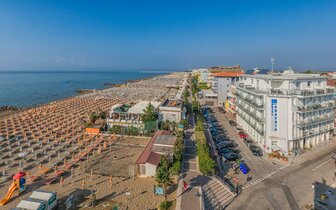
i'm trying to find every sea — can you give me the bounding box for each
[0,71,166,108]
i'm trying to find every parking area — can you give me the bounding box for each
[202,107,284,189]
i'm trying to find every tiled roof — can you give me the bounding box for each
[135,130,171,165]
[212,72,244,77]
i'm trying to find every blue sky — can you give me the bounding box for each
[0,0,335,71]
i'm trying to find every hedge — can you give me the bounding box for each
[195,117,215,176]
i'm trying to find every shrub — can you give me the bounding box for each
[109,125,121,134]
[159,201,172,210]
[127,126,140,136]
[169,161,181,175]
[195,128,215,176]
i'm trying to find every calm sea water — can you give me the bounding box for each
[0,71,164,107]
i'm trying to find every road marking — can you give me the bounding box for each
[243,165,289,190]
[312,158,332,172]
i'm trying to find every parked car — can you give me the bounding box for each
[249,145,263,156]
[238,132,248,139]
[243,138,254,147]
[218,148,240,154]
[235,127,243,132]
[217,142,236,149]
[229,120,237,126]
[221,153,241,162]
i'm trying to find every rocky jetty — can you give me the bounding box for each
[0,106,20,112]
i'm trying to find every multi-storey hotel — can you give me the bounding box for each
[236,73,335,155]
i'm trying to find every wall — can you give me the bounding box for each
[145,163,157,177]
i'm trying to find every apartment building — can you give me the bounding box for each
[212,72,243,106]
[236,73,335,155]
[199,68,209,83]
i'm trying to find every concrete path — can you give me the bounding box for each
[176,113,203,210]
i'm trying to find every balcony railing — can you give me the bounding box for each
[296,116,334,127]
[236,110,264,136]
[236,93,264,110]
[238,83,335,97]
[236,102,264,123]
[296,102,335,113]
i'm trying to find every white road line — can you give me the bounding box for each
[243,165,290,190]
[312,158,332,172]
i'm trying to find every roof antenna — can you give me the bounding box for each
[271,58,275,73]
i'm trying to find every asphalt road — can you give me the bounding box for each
[203,108,336,209]
[211,109,281,183]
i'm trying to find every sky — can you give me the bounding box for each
[0,0,335,71]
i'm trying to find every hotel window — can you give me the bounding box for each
[307,81,311,88]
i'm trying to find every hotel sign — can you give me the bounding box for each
[271,99,278,132]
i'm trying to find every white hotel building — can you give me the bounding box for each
[236,73,335,155]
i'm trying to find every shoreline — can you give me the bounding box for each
[0,72,170,119]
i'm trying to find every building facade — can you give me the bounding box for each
[212,72,243,107]
[236,73,335,155]
[159,99,186,123]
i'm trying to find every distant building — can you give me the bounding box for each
[212,72,243,106]
[236,73,335,155]
[136,130,176,177]
[199,68,209,83]
[159,99,186,123]
[107,101,161,130]
[314,182,336,210]
[244,68,270,75]
[209,65,243,73]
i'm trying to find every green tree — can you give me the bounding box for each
[192,101,200,113]
[156,156,172,202]
[183,90,190,102]
[99,111,107,119]
[142,103,159,122]
[304,70,314,74]
[89,112,99,124]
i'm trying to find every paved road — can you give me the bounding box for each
[212,109,281,184]
[227,131,336,210]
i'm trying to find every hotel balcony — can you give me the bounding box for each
[236,102,264,123]
[296,101,335,113]
[236,110,264,136]
[270,88,335,97]
[236,92,264,110]
[296,115,334,127]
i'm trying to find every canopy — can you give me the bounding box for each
[13,171,26,180]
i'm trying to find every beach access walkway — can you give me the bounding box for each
[176,112,202,210]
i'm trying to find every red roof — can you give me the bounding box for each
[212,72,244,77]
[147,152,161,165]
[136,130,170,165]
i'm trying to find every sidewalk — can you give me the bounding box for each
[176,114,203,210]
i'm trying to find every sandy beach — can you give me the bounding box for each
[0,72,184,209]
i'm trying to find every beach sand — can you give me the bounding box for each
[0,72,184,209]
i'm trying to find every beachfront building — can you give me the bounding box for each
[225,83,237,116]
[236,73,335,155]
[158,99,186,123]
[107,101,161,130]
[136,130,176,177]
[212,72,243,106]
